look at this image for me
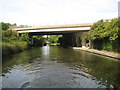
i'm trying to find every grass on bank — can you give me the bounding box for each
[2,29,30,57]
[2,41,28,56]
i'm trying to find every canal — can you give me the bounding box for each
[2,46,120,88]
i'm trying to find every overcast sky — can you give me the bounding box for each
[0,0,119,26]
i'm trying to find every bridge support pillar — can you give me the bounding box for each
[75,36,82,47]
[17,33,19,37]
[29,35,34,45]
[73,32,82,47]
[60,32,92,47]
[82,40,86,48]
[62,33,73,46]
[89,40,92,49]
[31,37,33,45]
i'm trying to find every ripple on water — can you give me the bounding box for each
[2,47,119,88]
[20,81,31,88]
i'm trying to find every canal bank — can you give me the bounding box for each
[73,47,120,59]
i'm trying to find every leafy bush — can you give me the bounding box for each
[48,35,62,43]
[89,18,119,40]
[86,18,120,52]
[2,42,28,56]
[1,22,44,57]
[2,30,18,42]
[32,36,44,46]
[1,22,16,30]
[19,33,30,44]
[2,29,30,57]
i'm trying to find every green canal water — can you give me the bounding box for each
[2,46,120,88]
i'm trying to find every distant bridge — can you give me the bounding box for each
[12,23,93,35]
[12,23,93,47]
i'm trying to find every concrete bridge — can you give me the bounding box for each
[12,23,93,48]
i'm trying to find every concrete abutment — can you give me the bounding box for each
[59,32,92,48]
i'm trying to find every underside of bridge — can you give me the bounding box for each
[26,31,92,48]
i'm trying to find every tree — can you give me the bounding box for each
[19,33,30,43]
[48,35,62,43]
[89,18,119,41]
[86,18,119,52]
[1,22,17,30]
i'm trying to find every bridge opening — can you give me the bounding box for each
[47,35,62,46]
[29,34,63,47]
[28,32,91,48]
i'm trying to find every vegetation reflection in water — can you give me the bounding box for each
[2,46,120,88]
[49,47,120,88]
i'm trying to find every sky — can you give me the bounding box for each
[0,0,119,26]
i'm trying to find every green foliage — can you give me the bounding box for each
[89,18,119,41]
[93,38,113,51]
[48,35,62,43]
[19,33,30,43]
[2,30,18,42]
[2,42,28,56]
[1,22,45,57]
[32,36,44,46]
[2,28,30,57]
[2,30,30,44]
[81,32,90,40]
[1,22,16,30]
[108,19,119,40]
[87,18,119,52]
[102,40,112,51]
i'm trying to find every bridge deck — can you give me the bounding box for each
[17,27,90,33]
[12,23,93,31]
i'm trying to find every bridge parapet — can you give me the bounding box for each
[12,23,93,31]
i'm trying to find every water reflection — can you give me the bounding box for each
[41,45,50,58]
[2,46,120,88]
